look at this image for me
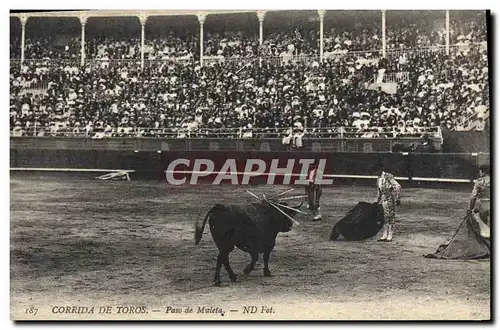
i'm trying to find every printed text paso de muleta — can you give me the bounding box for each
[164,306,224,313]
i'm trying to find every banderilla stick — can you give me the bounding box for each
[269,188,295,200]
[277,195,307,202]
[245,190,263,201]
[268,202,300,226]
[269,201,308,215]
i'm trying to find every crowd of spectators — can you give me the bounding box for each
[10,36,21,59]
[10,12,489,139]
[85,37,140,60]
[145,34,198,61]
[450,15,487,45]
[203,31,259,58]
[21,36,81,60]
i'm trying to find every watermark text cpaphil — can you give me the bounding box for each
[164,158,332,185]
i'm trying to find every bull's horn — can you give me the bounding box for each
[270,201,308,215]
[268,202,300,226]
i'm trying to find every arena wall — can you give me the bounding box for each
[10,131,488,154]
[9,136,439,153]
[442,130,490,153]
[10,137,489,185]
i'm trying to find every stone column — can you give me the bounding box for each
[445,10,450,55]
[382,10,386,58]
[197,13,206,66]
[139,13,148,69]
[256,11,266,46]
[20,14,29,63]
[79,15,88,66]
[318,10,325,61]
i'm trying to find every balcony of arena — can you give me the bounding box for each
[9,10,490,153]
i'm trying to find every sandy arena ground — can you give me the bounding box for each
[10,174,491,320]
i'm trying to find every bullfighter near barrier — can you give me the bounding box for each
[9,7,491,322]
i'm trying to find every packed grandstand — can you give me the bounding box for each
[9,10,489,139]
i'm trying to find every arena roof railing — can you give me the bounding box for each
[9,42,485,72]
[10,43,486,69]
[10,125,443,141]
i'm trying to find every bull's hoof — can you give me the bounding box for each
[214,280,222,287]
[263,270,272,277]
[230,275,238,282]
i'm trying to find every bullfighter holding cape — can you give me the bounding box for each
[468,164,490,225]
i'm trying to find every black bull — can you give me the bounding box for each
[195,201,302,286]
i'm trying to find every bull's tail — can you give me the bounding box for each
[195,206,214,245]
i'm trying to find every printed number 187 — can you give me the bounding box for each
[25,307,38,316]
